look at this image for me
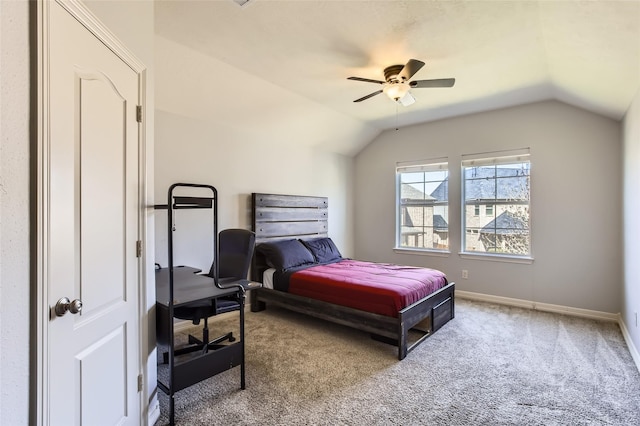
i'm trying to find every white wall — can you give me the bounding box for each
[0,1,30,424]
[355,100,622,314]
[623,89,640,357]
[153,36,355,272]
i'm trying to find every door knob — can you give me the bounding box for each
[54,297,83,317]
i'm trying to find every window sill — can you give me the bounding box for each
[458,252,534,264]
[393,247,451,257]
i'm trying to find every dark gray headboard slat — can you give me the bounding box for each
[255,221,328,238]
[253,193,328,209]
[255,207,327,223]
[251,193,329,281]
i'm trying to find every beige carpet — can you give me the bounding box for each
[155,299,640,425]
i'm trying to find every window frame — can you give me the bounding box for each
[395,158,450,254]
[460,149,533,262]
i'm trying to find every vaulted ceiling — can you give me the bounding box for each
[155,0,640,156]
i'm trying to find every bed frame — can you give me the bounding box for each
[250,193,455,360]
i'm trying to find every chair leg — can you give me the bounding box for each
[163,318,211,363]
[164,317,236,361]
[200,316,236,351]
[202,318,209,344]
[208,332,234,347]
[188,334,203,345]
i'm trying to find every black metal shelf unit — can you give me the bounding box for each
[155,183,245,426]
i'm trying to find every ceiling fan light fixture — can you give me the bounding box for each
[396,92,416,107]
[348,58,454,105]
[383,82,410,101]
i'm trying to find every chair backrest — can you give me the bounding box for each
[209,228,256,279]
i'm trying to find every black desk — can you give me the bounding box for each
[155,266,261,424]
[155,266,258,309]
[156,266,241,345]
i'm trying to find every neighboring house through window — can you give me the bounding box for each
[462,149,531,257]
[396,159,449,251]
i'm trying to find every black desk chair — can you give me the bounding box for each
[168,228,255,360]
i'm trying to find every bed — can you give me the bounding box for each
[250,193,455,360]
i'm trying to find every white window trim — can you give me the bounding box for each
[397,157,448,173]
[461,148,531,258]
[396,157,449,252]
[394,247,451,257]
[459,251,534,264]
[461,147,530,166]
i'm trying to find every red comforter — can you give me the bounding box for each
[288,259,448,318]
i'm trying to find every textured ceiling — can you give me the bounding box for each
[155,0,640,156]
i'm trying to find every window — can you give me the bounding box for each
[396,159,449,251]
[462,149,530,256]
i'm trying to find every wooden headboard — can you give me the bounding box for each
[250,193,328,281]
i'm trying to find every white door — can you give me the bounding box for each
[42,1,143,425]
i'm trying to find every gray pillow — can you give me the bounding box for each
[257,239,316,271]
[300,237,342,263]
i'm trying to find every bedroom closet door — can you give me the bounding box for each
[39,1,145,425]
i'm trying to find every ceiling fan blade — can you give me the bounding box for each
[353,90,383,102]
[398,59,425,81]
[347,76,385,85]
[410,78,455,88]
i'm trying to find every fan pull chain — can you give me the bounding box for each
[395,103,399,131]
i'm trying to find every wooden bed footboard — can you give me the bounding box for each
[397,281,455,359]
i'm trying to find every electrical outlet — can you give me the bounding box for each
[462,269,468,279]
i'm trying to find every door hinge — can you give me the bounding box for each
[138,374,143,392]
[136,240,142,258]
[136,105,143,123]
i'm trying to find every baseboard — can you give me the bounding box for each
[456,290,619,322]
[618,317,640,373]
[147,390,161,426]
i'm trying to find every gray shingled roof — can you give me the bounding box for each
[463,167,529,201]
[433,214,448,232]
[429,178,448,201]
[481,211,528,235]
[400,184,435,201]
[429,166,529,202]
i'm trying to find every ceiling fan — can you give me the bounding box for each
[348,59,455,106]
